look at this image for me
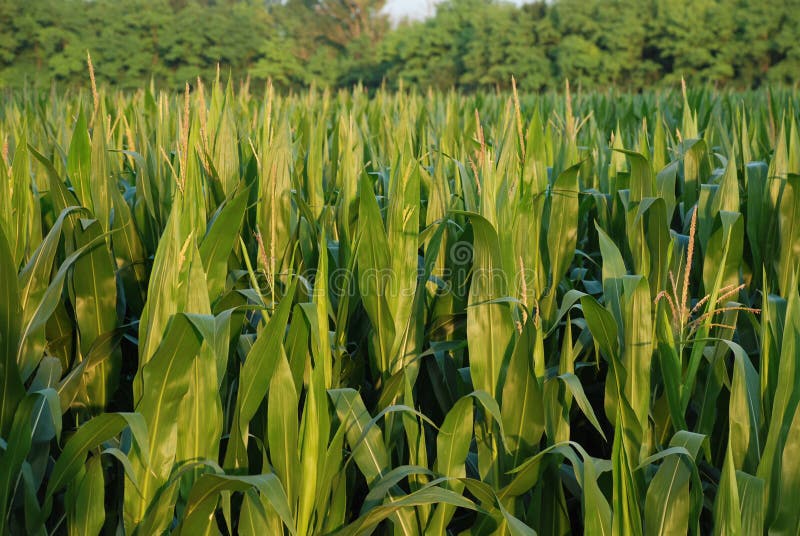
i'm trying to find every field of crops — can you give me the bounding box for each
[1,79,799,535]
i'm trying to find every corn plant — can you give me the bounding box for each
[1,77,800,535]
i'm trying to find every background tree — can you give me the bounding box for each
[0,0,798,91]
[765,0,800,84]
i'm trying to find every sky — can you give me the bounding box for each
[384,0,529,22]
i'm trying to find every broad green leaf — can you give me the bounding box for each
[18,230,107,381]
[199,185,249,303]
[542,163,581,325]
[501,319,545,469]
[70,456,105,536]
[226,279,297,469]
[67,109,92,209]
[714,440,743,535]
[329,388,418,535]
[329,388,389,486]
[46,413,147,503]
[268,351,299,511]
[428,396,473,533]
[334,484,478,536]
[617,149,654,202]
[124,314,204,532]
[557,373,606,441]
[357,173,395,374]
[612,415,643,536]
[644,431,705,536]
[770,403,800,533]
[459,211,513,400]
[176,473,295,536]
[778,175,800,297]
[736,471,764,536]
[0,395,40,536]
[71,218,118,411]
[0,225,24,437]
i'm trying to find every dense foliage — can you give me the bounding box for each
[1,0,800,90]
[2,80,800,534]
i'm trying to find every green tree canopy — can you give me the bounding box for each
[0,0,797,90]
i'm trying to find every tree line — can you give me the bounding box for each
[1,0,798,91]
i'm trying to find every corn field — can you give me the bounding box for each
[1,79,800,535]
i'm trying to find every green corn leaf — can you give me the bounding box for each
[227,278,297,469]
[329,388,418,535]
[199,184,249,303]
[67,109,92,211]
[0,225,24,438]
[0,394,40,536]
[770,403,800,533]
[267,351,299,513]
[176,473,295,536]
[778,175,800,297]
[124,313,205,532]
[18,229,108,381]
[501,319,545,470]
[46,413,147,509]
[334,484,478,536]
[71,218,118,411]
[557,373,607,441]
[643,431,705,536]
[542,162,581,326]
[428,396,473,533]
[736,471,765,535]
[457,211,513,400]
[714,439,743,535]
[70,456,105,536]
[356,173,394,374]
